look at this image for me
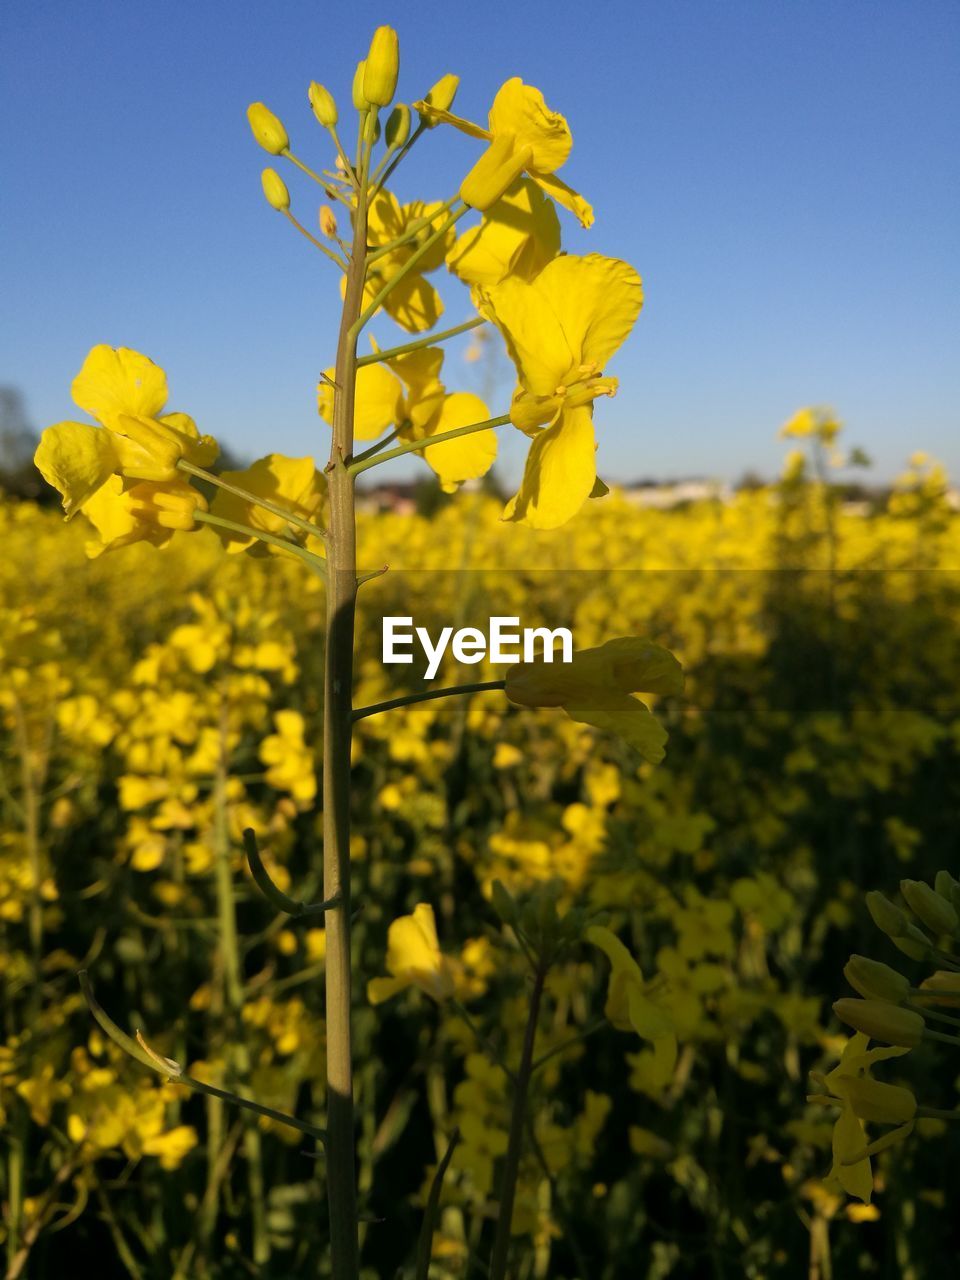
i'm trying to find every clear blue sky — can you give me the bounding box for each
[2,0,958,485]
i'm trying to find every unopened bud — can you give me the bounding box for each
[833,998,924,1048]
[363,112,381,145]
[363,26,400,108]
[460,138,532,212]
[421,73,459,123]
[308,82,338,128]
[385,104,411,150]
[844,955,910,1005]
[901,879,959,935]
[352,61,370,111]
[261,168,290,212]
[935,870,960,913]
[247,103,289,155]
[319,205,337,238]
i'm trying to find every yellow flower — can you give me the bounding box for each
[209,454,324,553]
[318,346,497,492]
[260,709,317,805]
[415,77,593,228]
[809,1033,915,1203]
[447,178,560,287]
[367,903,456,1004]
[80,475,208,557]
[476,254,642,528]
[585,925,677,1087]
[505,637,682,763]
[141,1124,199,1170]
[35,345,217,517]
[350,190,456,333]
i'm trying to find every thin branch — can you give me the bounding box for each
[352,681,505,722]
[193,510,327,576]
[356,317,485,367]
[243,828,341,919]
[349,414,510,477]
[178,459,328,542]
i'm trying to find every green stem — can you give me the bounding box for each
[284,149,353,208]
[193,509,327,574]
[243,827,341,918]
[350,203,469,338]
[415,1128,461,1280]
[321,124,372,1280]
[906,1000,960,1029]
[356,317,485,367]
[327,126,359,188]
[372,120,426,196]
[353,682,505,722]
[349,414,510,476]
[530,1020,606,1074]
[489,966,546,1280]
[351,429,399,467]
[917,1105,960,1121]
[284,211,349,270]
[178,459,327,541]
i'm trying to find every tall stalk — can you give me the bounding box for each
[322,135,371,1280]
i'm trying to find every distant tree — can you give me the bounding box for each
[0,386,56,502]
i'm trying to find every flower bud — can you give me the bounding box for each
[841,1076,917,1125]
[261,168,290,212]
[352,61,370,111]
[420,73,459,124]
[844,955,910,1005]
[460,138,532,212]
[247,103,289,155]
[833,998,924,1048]
[901,879,959,935]
[363,111,381,145]
[363,26,400,108]
[866,890,909,938]
[308,82,338,127]
[385,104,411,150]
[319,205,337,238]
[891,934,929,962]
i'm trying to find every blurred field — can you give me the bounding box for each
[2,451,960,1279]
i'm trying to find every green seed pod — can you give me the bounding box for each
[833,998,924,1048]
[385,104,411,150]
[247,103,289,155]
[308,82,338,128]
[843,955,910,1004]
[260,168,290,212]
[363,26,399,108]
[902,878,959,935]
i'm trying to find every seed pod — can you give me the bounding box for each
[247,103,289,155]
[833,998,924,1048]
[261,168,290,212]
[363,26,400,108]
[385,104,411,150]
[308,82,338,128]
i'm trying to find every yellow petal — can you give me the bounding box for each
[410,102,490,141]
[563,690,669,763]
[160,412,219,468]
[80,475,167,556]
[531,171,595,229]
[503,405,596,529]
[386,903,441,975]
[367,976,408,1005]
[422,392,497,488]
[319,362,403,442]
[832,1108,874,1203]
[487,79,572,174]
[530,254,642,371]
[209,454,323,550]
[382,273,445,334]
[71,345,168,426]
[34,422,119,517]
[388,347,446,435]
[448,179,560,287]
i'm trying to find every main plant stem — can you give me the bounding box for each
[323,149,369,1280]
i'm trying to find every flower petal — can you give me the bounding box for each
[487,79,572,174]
[422,392,497,489]
[503,405,596,529]
[34,422,119,517]
[71,345,168,425]
[563,690,669,764]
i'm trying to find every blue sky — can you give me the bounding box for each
[2,0,958,485]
